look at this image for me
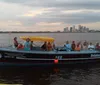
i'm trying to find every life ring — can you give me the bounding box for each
[54,59,59,64]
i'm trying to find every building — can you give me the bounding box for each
[78,25,83,32]
[70,27,73,32]
[78,25,89,32]
[63,27,69,32]
[72,25,76,32]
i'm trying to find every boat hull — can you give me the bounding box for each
[0,48,100,66]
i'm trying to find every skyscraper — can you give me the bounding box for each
[63,27,69,32]
[70,27,73,32]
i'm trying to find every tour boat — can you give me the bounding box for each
[0,36,99,66]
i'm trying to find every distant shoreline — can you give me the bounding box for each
[0,31,100,33]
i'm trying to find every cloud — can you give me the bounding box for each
[36,22,62,26]
[21,9,100,25]
[0,1,32,20]
[0,20,22,27]
[82,22,100,29]
[1,0,100,10]
[19,8,52,17]
[0,0,100,31]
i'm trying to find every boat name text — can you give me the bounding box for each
[55,56,62,59]
[91,54,100,57]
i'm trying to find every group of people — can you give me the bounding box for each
[64,40,100,51]
[41,41,55,51]
[13,37,32,50]
[13,37,55,51]
[13,37,100,51]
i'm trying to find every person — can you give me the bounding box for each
[13,37,18,48]
[95,42,100,50]
[17,43,24,50]
[41,42,47,51]
[52,42,56,50]
[65,41,71,51]
[47,42,53,51]
[30,41,34,50]
[75,42,82,51]
[24,38,31,51]
[71,41,76,51]
[82,40,88,50]
[88,42,95,50]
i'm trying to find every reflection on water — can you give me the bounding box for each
[0,64,100,85]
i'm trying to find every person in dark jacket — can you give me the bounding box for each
[71,41,76,51]
[13,37,18,48]
[41,42,47,51]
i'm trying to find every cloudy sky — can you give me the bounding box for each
[0,0,100,31]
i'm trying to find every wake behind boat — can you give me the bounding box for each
[0,36,100,66]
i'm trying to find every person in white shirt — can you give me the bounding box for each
[88,42,95,50]
[82,40,88,50]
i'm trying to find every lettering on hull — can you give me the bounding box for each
[55,56,63,60]
[91,54,100,57]
[4,53,25,58]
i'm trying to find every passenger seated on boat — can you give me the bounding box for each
[95,42,100,50]
[65,41,71,51]
[88,42,95,50]
[41,42,47,51]
[30,41,34,50]
[53,43,56,50]
[13,37,18,48]
[24,38,31,51]
[71,41,76,51]
[82,41,88,50]
[17,43,24,50]
[47,42,53,51]
[83,40,88,46]
[75,42,82,51]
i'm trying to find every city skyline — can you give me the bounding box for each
[63,25,90,32]
[0,0,100,31]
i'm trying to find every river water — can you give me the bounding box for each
[0,64,100,85]
[0,33,100,47]
[0,33,100,85]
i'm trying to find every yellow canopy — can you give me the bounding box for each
[20,36,54,42]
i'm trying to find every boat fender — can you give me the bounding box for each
[54,59,59,64]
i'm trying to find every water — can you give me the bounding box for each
[0,33,100,85]
[0,64,100,85]
[0,33,100,47]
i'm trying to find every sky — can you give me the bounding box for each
[0,0,100,31]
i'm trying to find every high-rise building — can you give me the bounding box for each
[63,27,69,32]
[78,25,89,32]
[78,25,84,32]
[87,28,89,32]
[72,25,76,32]
[70,27,73,32]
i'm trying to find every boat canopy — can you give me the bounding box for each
[20,36,54,42]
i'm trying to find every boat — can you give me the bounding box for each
[0,36,100,66]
